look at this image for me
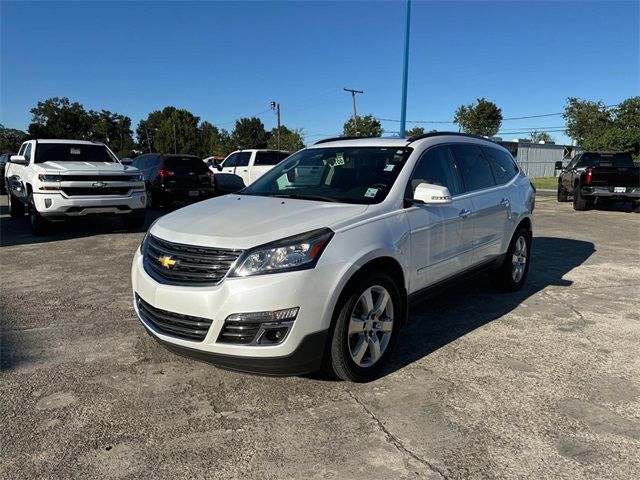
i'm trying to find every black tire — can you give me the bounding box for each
[122,213,145,230]
[573,186,592,211]
[632,201,640,213]
[7,190,25,218]
[491,227,531,292]
[28,194,51,235]
[146,188,155,208]
[325,272,402,382]
[557,184,569,202]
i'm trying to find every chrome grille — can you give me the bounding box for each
[62,187,131,196]
[143,234,242,286]
[136,294,212,341]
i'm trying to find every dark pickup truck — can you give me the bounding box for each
[556,152,640,211]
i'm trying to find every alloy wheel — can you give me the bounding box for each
[511,235,528,283]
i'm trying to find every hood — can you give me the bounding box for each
[35,161,137,175]
[152,194,370,249]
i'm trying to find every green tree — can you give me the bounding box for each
[343,114,383,137]
[198,122,236,157]
[453,98,502,137]
[154,109,200,154]
[232,117,269,149]
[530,130,555,144]
[136,107,177,153]
[612,96,640,130]
[0,124,28,152]
[267,125,305,152]
[406,126,425,137]
[563,97,612,145]
[88,110,134,156]
[28,97,93,139]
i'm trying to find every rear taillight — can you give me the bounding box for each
[584,167,593,185]
[157,168,175,177]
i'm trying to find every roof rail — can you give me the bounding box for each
[406,131,494,143]
[314,135,380,145]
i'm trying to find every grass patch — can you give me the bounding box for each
[531,177,558,190]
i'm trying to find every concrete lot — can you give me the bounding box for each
[1,195,639,480]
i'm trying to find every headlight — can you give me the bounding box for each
[38,174,62,182]
[130,174,144,182]
[230,228,333,277]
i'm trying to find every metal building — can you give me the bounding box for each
[498,141,582,178]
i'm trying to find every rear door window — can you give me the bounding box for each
[450,144,496,191]
[255,151,285,166]
[483,147,518,185]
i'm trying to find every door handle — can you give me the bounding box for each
[459,209,472,219]
[500,198,511,207]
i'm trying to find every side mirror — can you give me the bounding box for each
[213,173,246,195]
[554,161,563,170]
[215,161,223,171]
[412,183,452,205]
[10,155,28,165]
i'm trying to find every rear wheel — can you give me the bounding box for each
[557,184,569,202]
[7,190,25,218]
[326,273,401,382]
[28,194,51,235]
[573,186,592,211]
[491,227,531,292]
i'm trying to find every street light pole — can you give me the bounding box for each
[344,88,363,135]
[271,101,281,150]
[399,0,412,138]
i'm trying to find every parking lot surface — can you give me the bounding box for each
[1,196,639,479]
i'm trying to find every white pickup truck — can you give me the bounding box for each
[5,139,146,234]
[214,149,290,186]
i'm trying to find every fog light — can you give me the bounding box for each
[44,199,52,208]
[140,195,146,206]
[219,307,298,345]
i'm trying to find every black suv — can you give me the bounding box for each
[0,152,16,194]
[132,154,214,207]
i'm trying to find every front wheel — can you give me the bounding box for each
[557,184,569,202]
[326,273,402,382]
[491,227,532,292]
[28,194,51,235]
[7,190,25,218]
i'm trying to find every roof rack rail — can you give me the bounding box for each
[406,131,493,143]
[314,135,379,145]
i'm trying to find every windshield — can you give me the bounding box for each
[243,146,413,204]
[35,143,118,163]
[577,152,635,168]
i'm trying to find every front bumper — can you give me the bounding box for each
[33,190,146,217]
[131,249,337,375]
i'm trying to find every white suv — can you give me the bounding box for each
[131,133,535,382]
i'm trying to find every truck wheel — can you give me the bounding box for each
[7,190,25,218]
[122,213,145,230]
[491,227,531,292]
[573,187,592,211]
[28,194,51,235]
[557,184,569,202]
[325,272,401,382]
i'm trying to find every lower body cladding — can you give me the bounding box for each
[131,249,336,375]
[33,190,147,218]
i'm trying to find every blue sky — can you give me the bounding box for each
[1,0,638,145]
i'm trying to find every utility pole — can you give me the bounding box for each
[145,126,152,153]
[270,101,281,150]
[172,122,177,154]
[399,0,412,138]
[344,88,363,135]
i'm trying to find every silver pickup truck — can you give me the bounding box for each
[5,139,146,234]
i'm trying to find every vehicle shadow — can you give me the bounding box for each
[383,236,596,378]
[0,207,167,248]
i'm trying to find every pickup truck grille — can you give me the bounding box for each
[60,175,140,182]
[143,234,242,286]
[62,187,131,196]
[136,294,212,341]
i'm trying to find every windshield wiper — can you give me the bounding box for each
[271,194,339,203]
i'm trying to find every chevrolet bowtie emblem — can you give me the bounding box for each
[158,255,177,268]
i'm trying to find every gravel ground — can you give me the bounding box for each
[1,195,639,479]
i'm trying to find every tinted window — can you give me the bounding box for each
[483,147,518,184]
[450,144,496,191]
[24,143,32,162]
[35,143,117,163]
[236,151,251,167]
[255,151,288,166]
[162,157,208,171]
[409,146,463,196]
[223,153,238,168]
[577,152,634,168]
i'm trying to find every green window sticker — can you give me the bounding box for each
[364,187,378,198]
